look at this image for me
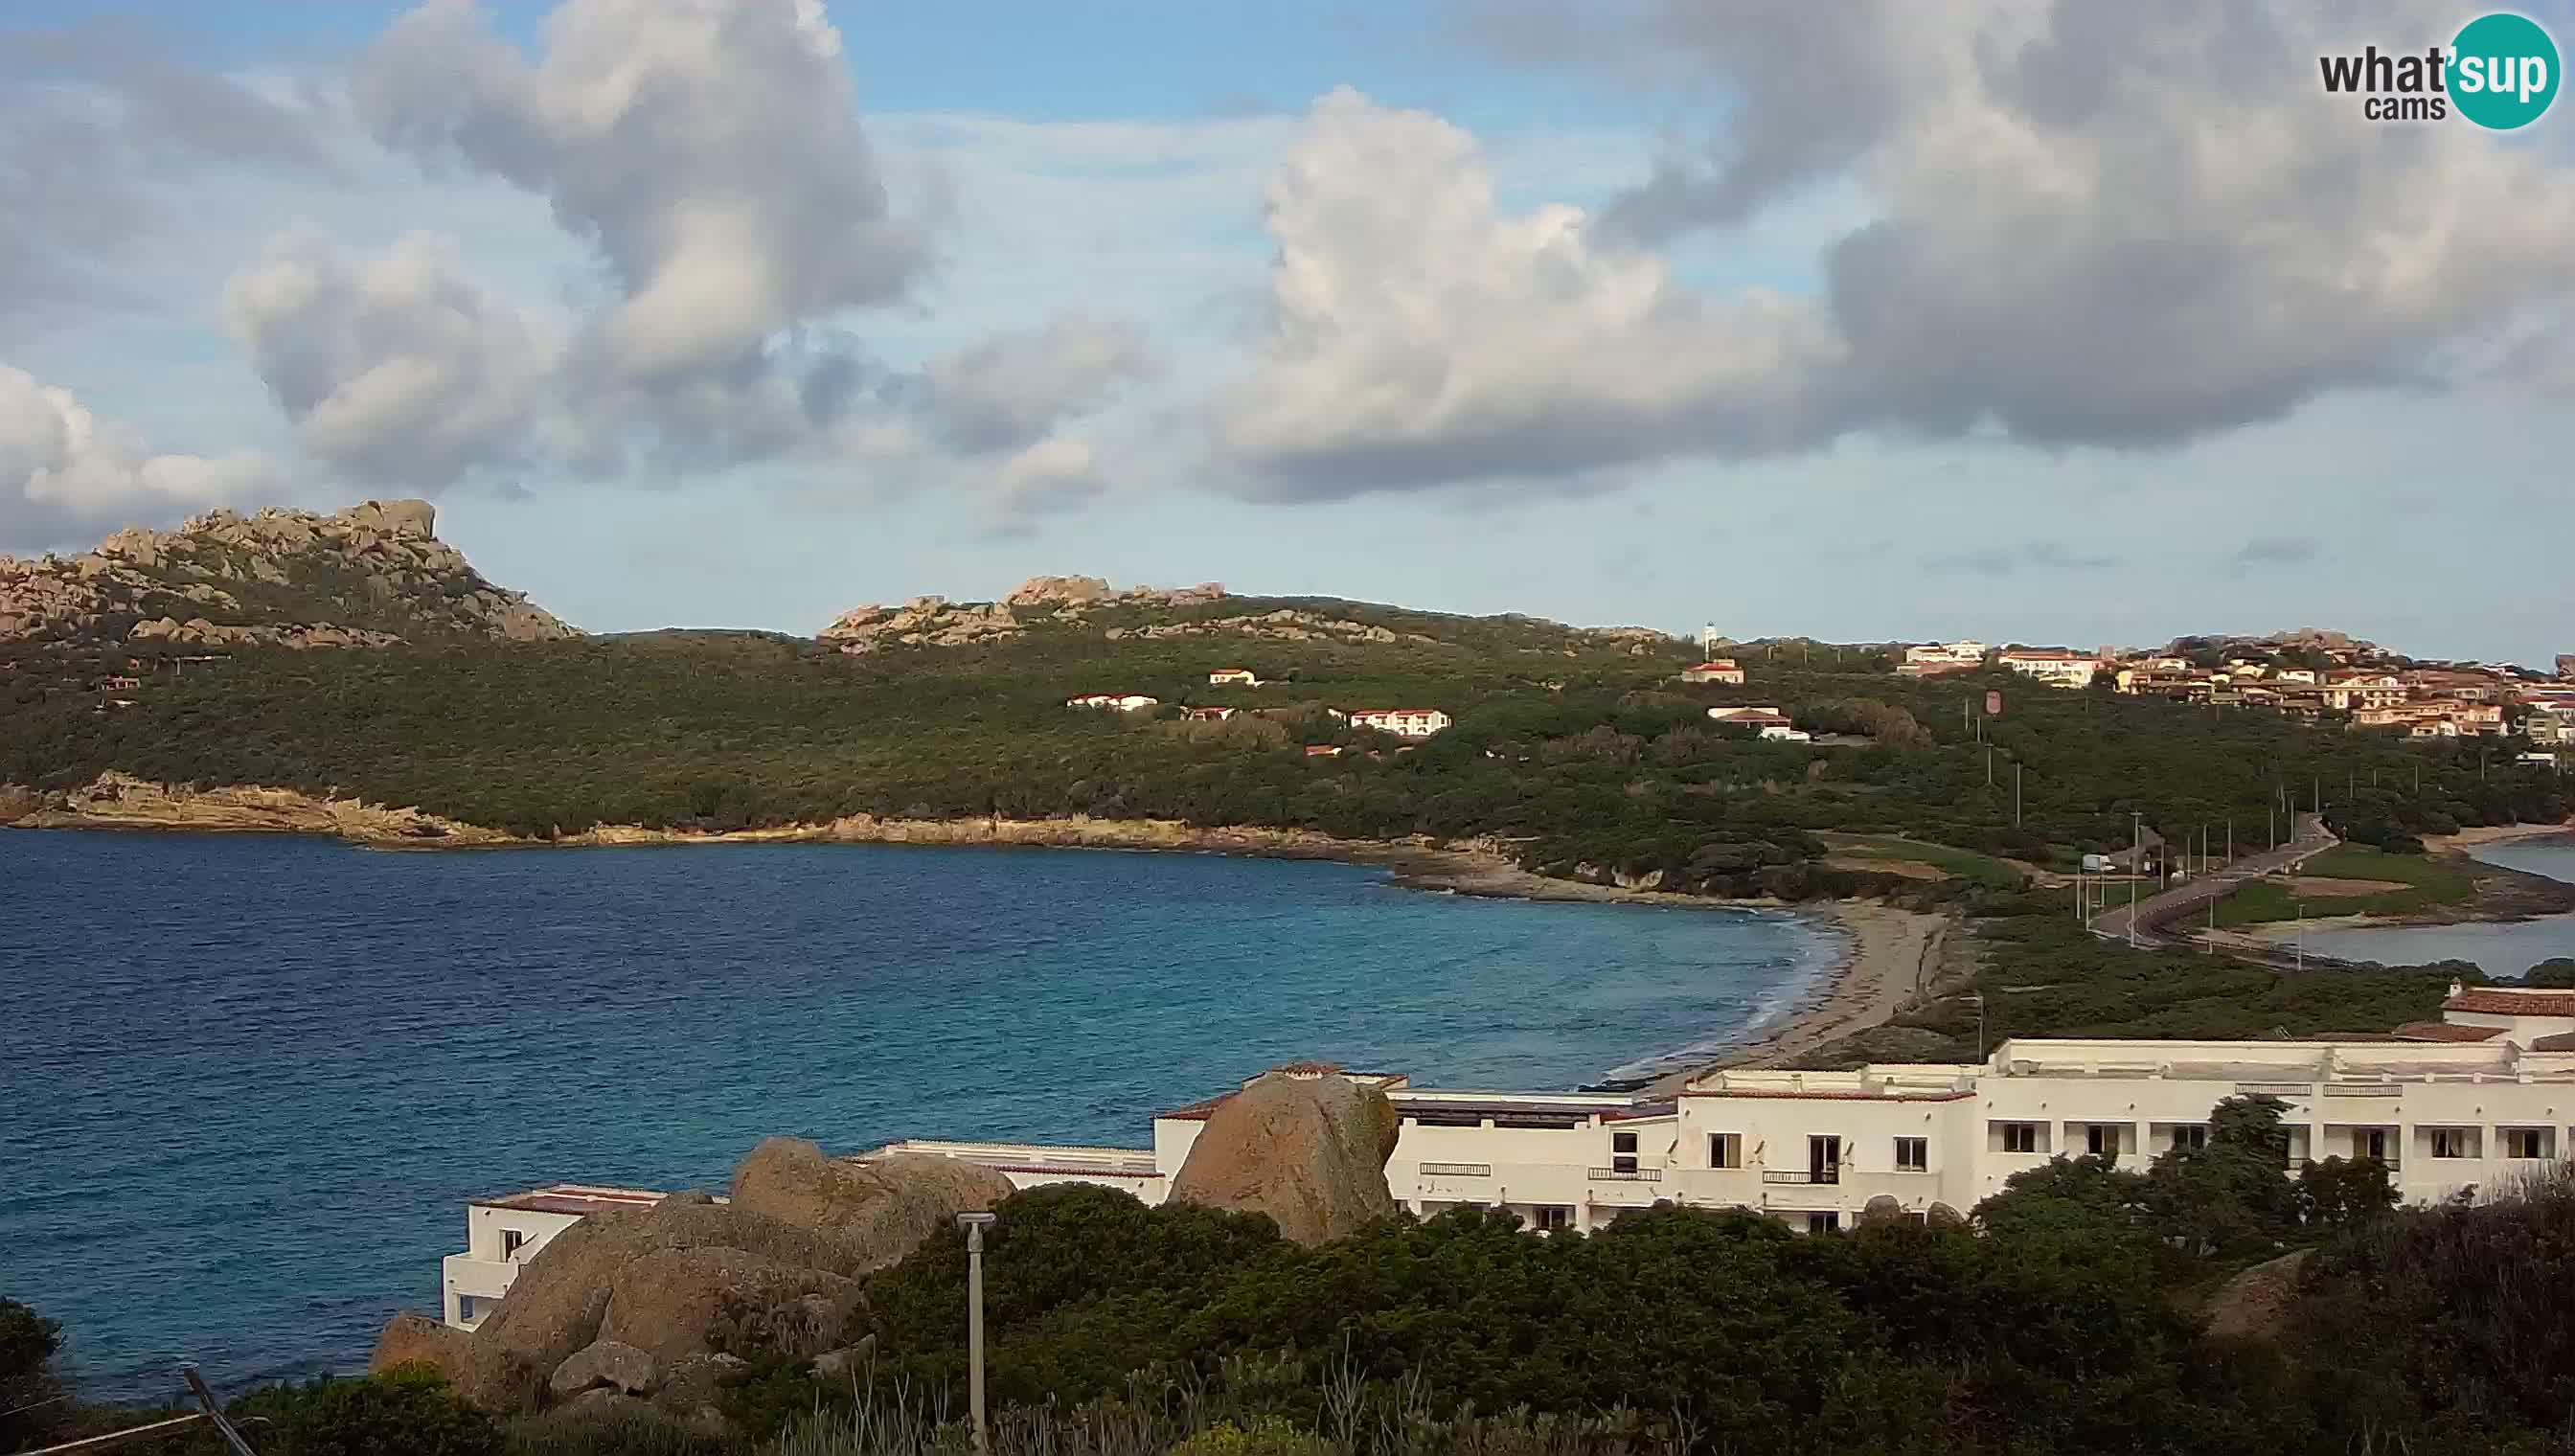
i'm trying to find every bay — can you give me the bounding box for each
[0,830,1836,1402]
[2296,834,2575,975]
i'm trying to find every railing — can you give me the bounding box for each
[1586,1167,1664,1181]
[2323,1083,2403,1097]
[2236,1082,2313,1096]
[1761,1169,1841,1185]
[1418,1162,1492,1177]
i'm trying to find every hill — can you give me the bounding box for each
[0,499,576,650]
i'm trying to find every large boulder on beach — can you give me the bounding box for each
[1167,1067,1400,1245]
[730,1139,1015,1271]
[368,1311,474,1389]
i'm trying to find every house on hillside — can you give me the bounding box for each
[1706,706,1809,740]
[1207,669,1262,686]
[1067,693,1159,712]
[1680,659,1746,685]
[1998,649,2103,689]
[1182,706,1238,721]
[1339,708,1451,739]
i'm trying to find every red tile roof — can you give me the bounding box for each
[2390,1020,2505,1042]
[2530,1032,2575,1052]
[2444,988,2575,1016]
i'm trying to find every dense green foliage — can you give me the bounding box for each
[0,1299,63,1451]
[4,598,2564,899]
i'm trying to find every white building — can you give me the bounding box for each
[1066,694,1160,712]
[1706,706,1803,740]
[1997,649,2104,689]
[1208,670,1262,687]
[1340,708,1452,738]
[1680,660,1746,685]
[442,1185,668,1329]
[1904,641,1987,666]
[442,988,2575,1327]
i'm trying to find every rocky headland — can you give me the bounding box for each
[0,499,577,648]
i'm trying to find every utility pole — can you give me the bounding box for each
[2129,811,2141,947]
[2015,762,2023,827]
[956,1212,998,1453]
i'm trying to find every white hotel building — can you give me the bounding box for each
[440,986,2575,1327]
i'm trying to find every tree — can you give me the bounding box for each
[0,1298,64,1450]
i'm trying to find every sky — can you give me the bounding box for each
[5,0,2574,664]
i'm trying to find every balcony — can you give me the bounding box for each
[1761,1168,1842,1186]
[442,1254,518,1302]
[1586,1167,1664,1182]
[1418,1162,1492,1177]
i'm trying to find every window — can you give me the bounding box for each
[1708,1133,1742,1169]
[1894,1137,1927,1172]
[1806,1212,1840,1235]
[2172,1126,2208,1153]
[500,1228,530,1260]
[455,1296,477,1322]
[1611,1129,1638,1175]
[2086,1124,2120,1157]
[2430,1128,2470,1159]
[2361,1129,2388,1162]
[2504,1129,2547,1160]
[1535,1205,1574,1233]
[2001,1122,2039,1154]
[1809,1135,1842,1184]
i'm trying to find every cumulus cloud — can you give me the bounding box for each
[0,365,270,546]
[351,0,928,386]
[1567,0,2575,449]
[222,232,556,489]
[909,316,1157,454]
[1218,88,1845,498]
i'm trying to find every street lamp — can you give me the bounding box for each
[955,1212,998,1454]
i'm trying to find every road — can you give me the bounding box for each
[2088,812,2336,948]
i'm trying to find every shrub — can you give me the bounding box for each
[217,1369,505,1456]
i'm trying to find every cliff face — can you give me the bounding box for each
[0,499,578,648]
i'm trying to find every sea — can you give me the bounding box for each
[0,830,1840,1403]
[2298,833,2575,975]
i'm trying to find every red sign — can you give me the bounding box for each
[1984,691,2004,717]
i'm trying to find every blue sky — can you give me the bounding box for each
[5,1,2573,664]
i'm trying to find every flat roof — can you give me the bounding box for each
[472,1183,670,1216]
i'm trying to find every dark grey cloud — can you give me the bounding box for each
[0,18,333,324]
[901,316,1157,455]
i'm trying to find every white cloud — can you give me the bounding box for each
[0,364,271,544]
[351,0,928,386]
[1216,88,1845,497]
[222,232,557,490]
[993,433,1110,519]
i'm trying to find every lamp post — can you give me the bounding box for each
[955,1212,998,1453]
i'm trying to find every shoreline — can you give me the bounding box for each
[3,772,1945,1087]
[2233,822,2575,944]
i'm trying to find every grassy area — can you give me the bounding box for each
[2212,843,2478,927]
[1818,832,2030,888]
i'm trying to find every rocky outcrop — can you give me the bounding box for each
[5,772,512,843]
[2204,1248,2312,1340]
[549,1339,658,1398]
[0,499,576,648]
[369,1311,476,1389]
[731,1139,1015,1272]
[1167,1067,1400,1246]
[816,575,1229,653]
[399,1145,1000,1411]
[1857,1195,1909,1228]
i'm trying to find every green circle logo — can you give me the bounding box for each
[2452,12,2560,129]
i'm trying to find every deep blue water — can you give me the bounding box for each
[2300,834,2575,975]
[0,830,1835,1402]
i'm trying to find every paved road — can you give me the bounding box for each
[2089,812,2336,946]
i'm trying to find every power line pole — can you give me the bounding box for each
[2015,762,2023,827]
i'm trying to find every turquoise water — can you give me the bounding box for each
[2298,834,2575,975]
[0,830,1836,1402]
